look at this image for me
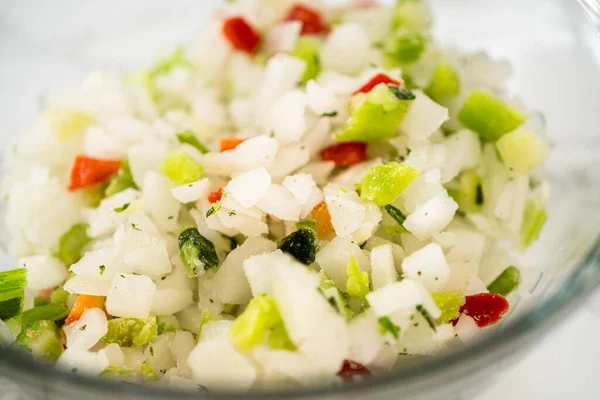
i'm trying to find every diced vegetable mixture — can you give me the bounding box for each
[0,0,549,392]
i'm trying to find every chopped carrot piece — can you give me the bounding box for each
[208,187,224,203]
[68,155,122,191]
[64,295,106,326]
[312,201,335,239]
[222,17,262,54]
[320,142,368,167]
[353,73,402,95]
[220,137,247,152]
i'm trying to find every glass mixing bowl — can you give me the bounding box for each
[1,0,600,399]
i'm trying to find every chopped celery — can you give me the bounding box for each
[0,268,27,321]
[449,170,484,213]
[458,90,527,142]
[520,198,547,249]
[105,160,138,198]
[487,266,522,296]
[156,315,180,335]
[291,36,322,84]
[140,363,158,382]
[4,316,21,335]
[176,130,209,155]
[392,0,432,32]
[160,150,204,186]
[359,162,420,206]
[178,228,219,277]
[50,286,70,307]
[229,294,293,352]
[431,292,465,324]
[101,317,158,348]
[384,32,426,64]
[336,84,415,142]
[16,320,63,360]
[21,304,69,328]
[149,47,193,78]
[48,108,94,140]
[318,273,352,318]
[296,219,318,232]
[425,63,461,101]
[56,223,91,267]
[378,316,400,339]
[496,128,547,176]
[346,255,370,298]
[197,311,221,338]
[100,366,137,382]
[34,296,50,307]
[278,228,319,265]
[267,321,296,351]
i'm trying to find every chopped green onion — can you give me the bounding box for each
[384,204,407,227]
[425,63,461,101]
[278,228,319,265]
[206,203,221,218]
[487,266,522,296]
[101,317,158,348]
[21,304,69,328]
[416,304,436,331]
[360,162,420,206]
[16,320,63,360]
[496,128,547,176]
[431,292,465,324]
[291,36,322,84]
[384,32,426,64]
[113,203,130,213]
[160,150,204,185]
[520,198,547,249]
[0,268,27,321]
[178,228,219,278]
[176,130,209,154]
[378,316,400,339]
[140,363,158,382]
[346,255,370,298]
[156,315,180,335]
[458,90,527,142]
[105,159,138,198]
[100,366,137,382]
[448,169,484,213]
[318,273,352,319]
[56,223,91,268]
[336,84,415,142]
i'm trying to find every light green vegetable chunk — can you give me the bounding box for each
[196,311,222,339]
[496,128,547,176]
[16,320,63,360]
[487,266,522,296]
[425,63,461,101]
[156,315,180,335]
[140,363,158,382]
[336,84,415,142]
[392,0,432,32]
[458,90,527,142]
[0,268,27,321]
[105,160,138,198]
[267,321,297,351]
[178,228,219,278]
[520,198,547,249]
[149,47,193,79]
[50,286,70,307]
[378,316,400,339]
[56,223,91,267]
[101,317,158,348]
[449,170,484,213]
[21,304,69,328]
[100,366,137,382]
[229,294,293,353]
[318,273,352,319]
[160,150,204,186]
[296,219,318,232]
[346,255,370,298]
[291,36,322,84]
[176,130,209,155]
[431,292,465,324]
[384,32,426,64]
[360,162,420,206]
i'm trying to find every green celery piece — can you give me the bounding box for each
[21,304,69,328]
[105,160,138,198]
[431,292,465,324]
[384,32,426,64]
[392,0,432,32]
[160,150,204,186]
[0,268,27,320]
[336,85,415,142]
[178,228,219,278]
[101,317,158,348]
[140,363,158,382]
[100,366,137,382]
[16,320,63,360]
[156,315,180,335]
[346,255,370,298]
[4,316,22,335]
[291,36,322,84]
[318,273,352,319]
[176,130,209,154]
[520,199,547,249]
[278,228,319,265]
[425,63,461,101]
[378,316,400,339]
[360,162,420,206]
[267,321,296,351]
[458,90,527,142]
[449,169,484,213]
[50,286,70,307]
[149,47,193,79]
[56,223,91,267]
[34,297,50,307]
[496,128,547,176]
[196,311,222,339]
[487,266,522,296]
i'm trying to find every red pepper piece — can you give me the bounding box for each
[337,360,372,382]
[208,188,224,204]
[284,3,329,35]
[353,73,402,95]
[457,293,510,328]
[68,155,121,191]
[220,137,247,152]
[320,142,368,167]
[222,17,261,54]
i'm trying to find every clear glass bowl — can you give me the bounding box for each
[1,0,600,399]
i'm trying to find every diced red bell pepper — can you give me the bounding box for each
[222,17,262,54]
[68,155,122,191]
[208,187,224,204]
[337,360,372,382]
[456,293,510,328]
[353,73,402,95]
[320,142,368,167]
[284,3,329,35]
[220,137,247,152]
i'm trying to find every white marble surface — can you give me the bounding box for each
[0,1,599,399]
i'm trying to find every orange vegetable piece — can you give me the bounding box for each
[68,155,122,191]
[320,142,368,167]
[312,201,334,239]
[64,295,106,326]
[284,3,330,35]
[353,73,402,95]
[222,17,262,55]
[208,187,224,203]
[220,137,247,152]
